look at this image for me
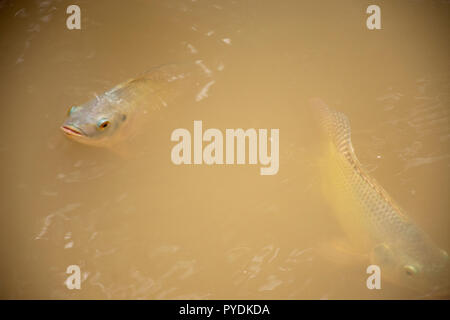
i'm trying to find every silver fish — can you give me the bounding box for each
[61,63,208,147]
[310,98,449,294]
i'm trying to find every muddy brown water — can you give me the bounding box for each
[0,0,448,299]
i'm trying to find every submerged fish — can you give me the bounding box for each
[310,98,449,293]
[61,63,209,147]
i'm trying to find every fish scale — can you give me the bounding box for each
[61,63,211,147]
[310,98,448,293]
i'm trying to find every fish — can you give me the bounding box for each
[61,63,210,147]
[309,98,449,294]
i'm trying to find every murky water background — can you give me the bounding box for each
[0,0,448,299]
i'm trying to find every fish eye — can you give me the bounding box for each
[97,119,110,130]
[404,265,418,277]
[67,106,77,116]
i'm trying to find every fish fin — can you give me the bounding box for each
[370,242,395,266]
[310,98,410,221]
[309,98,354,155]
[316,237,368,267]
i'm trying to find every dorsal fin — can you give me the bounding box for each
[309,98,355,157]
[309,98,410,221]
[105,63,207,101]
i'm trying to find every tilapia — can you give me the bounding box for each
[310,98,448,293]
[61,63,211,147]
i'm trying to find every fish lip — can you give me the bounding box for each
[60,125,84,137]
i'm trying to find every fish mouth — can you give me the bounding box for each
[60,125,84,137]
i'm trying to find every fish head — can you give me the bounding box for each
[370,241,449,295]
[60,97,128,147]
